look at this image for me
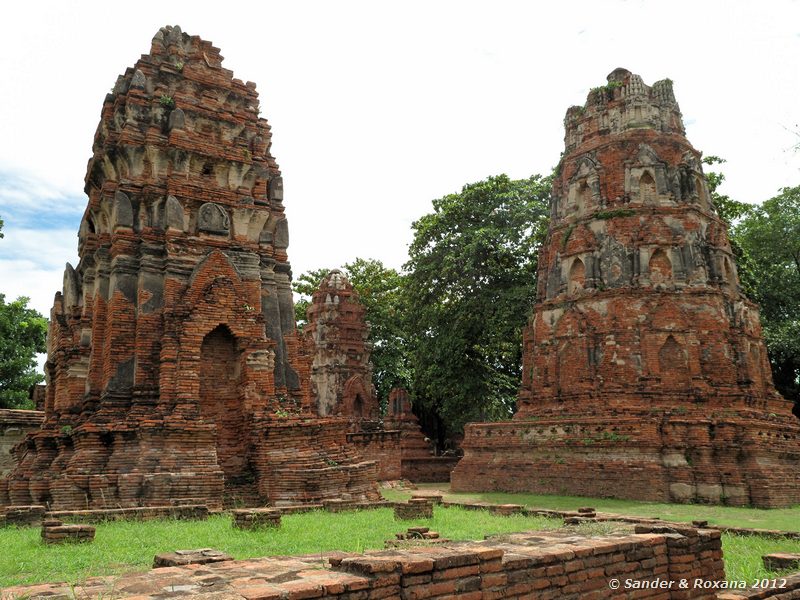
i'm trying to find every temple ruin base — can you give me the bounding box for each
[452,408,800,508]
[3,416,380,511]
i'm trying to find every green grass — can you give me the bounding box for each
[399,484,800,531]
[0,507,560,588]
[724,534,800,583]
[3,492,800,590]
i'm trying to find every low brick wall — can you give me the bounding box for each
[44,504,209,523]
[394,498,434,520]
[41,519,95,544]
[1,504,46,526]
[2,527,725,599]
[231,508,281,529]
[401,456,461,482]
[0,409,44,477]
[347,429,402,480]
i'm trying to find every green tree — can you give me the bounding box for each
[404,174,551,435]
[293,267,330,328]
[703,156,754,225]
[293,259,411,404]
[0,294,48,409]
[736,186,800,404]
[703,155,757,296]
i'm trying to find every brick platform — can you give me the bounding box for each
[1,504,46,526]
[394,498,434,520]
[453,68,800,508]
[231,508,281,529]
[717,573,800,599]
[41,519,95,544]
[2,527,725,599]
[44,504,208,523]
[153,548,233,568]
[763,553,800,572]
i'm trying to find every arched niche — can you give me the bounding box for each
[649,248,672,285]
[627,144,666,203]
[639,171,657,204]
[340,375,377,419]
[694,174,708,208]
[199,324,247,481]
[568,257,585,295]
[567,156,601,215]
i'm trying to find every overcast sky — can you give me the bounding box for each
[1,0,799,331]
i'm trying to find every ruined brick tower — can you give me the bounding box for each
[452,69,800,507]
[305,270,380,420]
[1,26,379,510]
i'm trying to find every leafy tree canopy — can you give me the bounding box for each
[403,174,551,434]
[0,294,47,409]
[735,185,800,403]
[293,258,412,404]
[703,156,754,225]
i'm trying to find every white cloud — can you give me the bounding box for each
[0,227,78,315]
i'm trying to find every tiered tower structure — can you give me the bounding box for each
[1,26,379,510]
[451,69,800,507]
[304,271,380,420]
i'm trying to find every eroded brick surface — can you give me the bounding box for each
[452,69,800,508]
[1,528,725,599]
[0,26,379,511]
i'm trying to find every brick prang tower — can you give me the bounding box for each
[451,69,800,507]
[2,26,380,510]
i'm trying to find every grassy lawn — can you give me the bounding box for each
[394,484,800,532]
[0,507,560,588]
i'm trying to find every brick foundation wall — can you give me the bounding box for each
[346,430,402,480]
[401,457,461,482]
[451,414,800,508]
[0,410,43,477]
[2,527,725,599]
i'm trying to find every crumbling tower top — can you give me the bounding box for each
[562,67,684,157]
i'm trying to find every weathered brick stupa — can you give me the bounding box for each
[1,26,380,510]
[451,69,800,508]
[304,271,381,421]
[303,273,452,482]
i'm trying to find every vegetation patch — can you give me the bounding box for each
[595,208,636,220]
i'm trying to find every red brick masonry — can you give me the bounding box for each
[1,528,725,600]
